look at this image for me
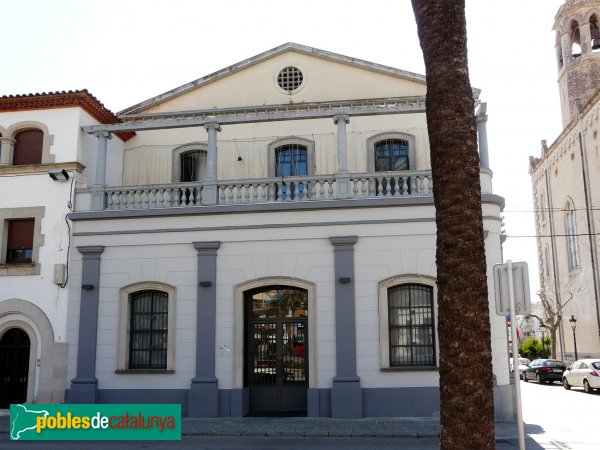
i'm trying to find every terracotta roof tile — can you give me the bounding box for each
[0,90,135,141]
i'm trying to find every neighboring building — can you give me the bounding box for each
[530,0,600,362]
[0,91,130,406]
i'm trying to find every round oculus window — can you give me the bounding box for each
[277,66,303,92]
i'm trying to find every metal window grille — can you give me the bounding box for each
[129,290,168,369]
[180,150,207,182]
[388,284,435,367]
[374,139,409,172]
[277,66,303,92]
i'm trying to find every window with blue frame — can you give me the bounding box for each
[374,139,409,172]
[275,144,308,199]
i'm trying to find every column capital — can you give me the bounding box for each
[94,131,112,140]
[0,137,16,144]
[330,235,358,249]
[193,241,221,255]
[333,114,350,125]
[77,246,105,258]
[203,122,222,132]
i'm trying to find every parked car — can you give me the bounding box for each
[562,359,600,393]
[522,359,566,384]
[510,357,532,377]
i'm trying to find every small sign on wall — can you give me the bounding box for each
[217,344,231,356]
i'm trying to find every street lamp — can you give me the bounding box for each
[569,315,578,361]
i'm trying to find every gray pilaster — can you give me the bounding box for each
[476,103,489,169]
[92,132,111,210]
[0,137,15,166]
[68,245,104,403]
[202,122,221,205]
[188,241,221,417]
[333,114,350,198]
[329,235,362,418]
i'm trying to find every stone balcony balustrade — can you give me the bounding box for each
[76,170,434,211]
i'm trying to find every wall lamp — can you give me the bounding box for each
[48,169,70,182]
[199,281,212,287]
[81,284,94,290]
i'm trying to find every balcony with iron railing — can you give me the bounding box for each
[76,170,435,211]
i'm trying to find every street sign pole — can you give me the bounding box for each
[507,260,526,450]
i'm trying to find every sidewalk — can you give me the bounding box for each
[0,411,518,440]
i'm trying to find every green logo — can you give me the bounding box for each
[10,404,181,440]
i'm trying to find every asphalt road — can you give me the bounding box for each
[520,375,600,449]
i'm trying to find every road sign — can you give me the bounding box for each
[493,261,531,316]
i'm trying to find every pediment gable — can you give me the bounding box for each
[119,43,430,116]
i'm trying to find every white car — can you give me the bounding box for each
[510,357,531,378]
[562,359,600,393]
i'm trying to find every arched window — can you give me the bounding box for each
[379,276,437,369]
[12,129,43,165]
[172,144,207,183]
[590,15,600,52]
[571,21,582,57]
[565,200,580,270]
[275,144,308,177]
[117,283,176,372]
[374,139,410,172]
[179,149,207,182]
[387,283,435,367]
[129,290,168,369]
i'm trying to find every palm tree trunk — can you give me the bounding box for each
[411,1,495,448]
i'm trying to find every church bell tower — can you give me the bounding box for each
[554,0,600,127]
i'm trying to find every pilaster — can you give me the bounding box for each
[68,246,104,403]
[329,235,362,418]
[188,241,221,417]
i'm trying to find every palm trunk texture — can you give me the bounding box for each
[411,1,495,449]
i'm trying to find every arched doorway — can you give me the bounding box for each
[0,328,31,407]
[245,286,308,414]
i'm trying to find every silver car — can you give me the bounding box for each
[510,357,531,378]
[562,359,600,393]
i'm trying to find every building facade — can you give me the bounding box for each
[530,0,600,362]
[1,43,512,418]
[0,91,128,406]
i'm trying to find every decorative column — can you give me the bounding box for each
[188,241,221,417]
[475,103,489,169]
[202,122,221,205]
[0,137,15,166]
[329,236,362,418]
[333,114,351,198]
[68,246,104,403]
[91,132,112,210]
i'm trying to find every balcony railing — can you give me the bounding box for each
[82,171,433,211]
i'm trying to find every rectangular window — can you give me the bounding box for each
[388,284,435,367]
[6,218,34,264]
[129,290,168,369]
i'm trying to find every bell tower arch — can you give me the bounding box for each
[555,0,600,127]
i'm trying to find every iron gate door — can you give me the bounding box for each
[246,287,308,413]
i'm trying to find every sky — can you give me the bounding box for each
[1,0,567,297]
